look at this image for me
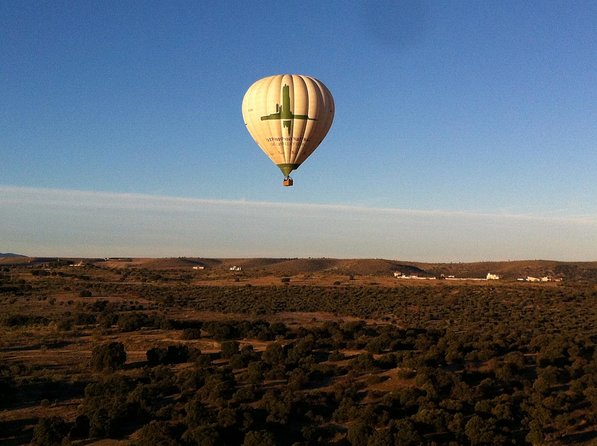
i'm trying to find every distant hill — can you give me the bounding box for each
[419,260,597,282]
[4,255,596,282]
[122,257,430,277]
[0,253,30,265]
[91,257,597,282]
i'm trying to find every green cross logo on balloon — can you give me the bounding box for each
[260,84,317,134]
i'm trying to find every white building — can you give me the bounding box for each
[394,273,436,280]
[486,273,500,280]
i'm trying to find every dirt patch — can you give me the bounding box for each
[367,367,416,392]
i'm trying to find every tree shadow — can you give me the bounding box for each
[0,417,35,446]
[0,340,72,352]
[4,379,89,411]
[560,429,597,444]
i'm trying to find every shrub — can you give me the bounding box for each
[221,340,239,358]
[69,415,90,440]
[465,415,495,445]
[146,344,191,365]
[392,419,422,446]
[74,312,96,325]
[172,344,194,363]
[288,367,309,390]
[2,314,50,327]
[117,312,152,331]
[83,374,134,437]
[182,425,222,446]
[56,318,74,331]
[134,420,178,446]
[90,342,127,371]
[203,321,238,340]
[243,430,276,446]
[261,390,292,424]
[32,269,51,277]
[347,420,372,446]
[31,416,69,446]
[181,327,201,340]
[185,396,210,428]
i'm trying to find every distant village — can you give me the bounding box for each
[393,272,562,282]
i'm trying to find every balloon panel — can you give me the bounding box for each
[242,74,334,174]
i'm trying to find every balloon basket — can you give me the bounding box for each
[283,177,294,187]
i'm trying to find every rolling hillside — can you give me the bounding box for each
[3,255,597,282]
[88,257,597,282]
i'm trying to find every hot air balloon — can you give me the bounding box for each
[242,74,335,186]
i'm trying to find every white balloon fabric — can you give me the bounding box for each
[242,74,334,185]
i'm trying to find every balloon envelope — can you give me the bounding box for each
[242,74,335,181]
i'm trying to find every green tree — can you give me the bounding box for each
[181,327,201,340]
[392,419,421,446]
[221,340,240,358]
[182,425,222,446]
[262,342,285,365]
[525,420,545,445]
[133,420,178,446]
[185,396,210,428]
[288,367,309,390]
[261,390,292,424]
[243,430,276,446]
[217,407,238,428]
[83,374,134,437]
[31,417,69,446]
[366,428,393,446]
[465,415,495,445]
[347,420,372,446]
[90,342,126,372]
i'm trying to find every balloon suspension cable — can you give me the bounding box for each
[283,176,294,187]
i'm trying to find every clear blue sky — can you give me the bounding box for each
[1,0,596,261]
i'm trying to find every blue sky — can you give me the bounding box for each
[1,1,596,260]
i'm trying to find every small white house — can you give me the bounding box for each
[192,266,205,270]
[486,273,500,280]
[229,266,242,271]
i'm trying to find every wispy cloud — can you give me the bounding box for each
[3,186,596,224]
[1,186,596,261]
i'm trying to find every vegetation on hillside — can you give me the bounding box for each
[0,263,595,445]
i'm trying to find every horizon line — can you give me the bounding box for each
[3,253,596,264]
